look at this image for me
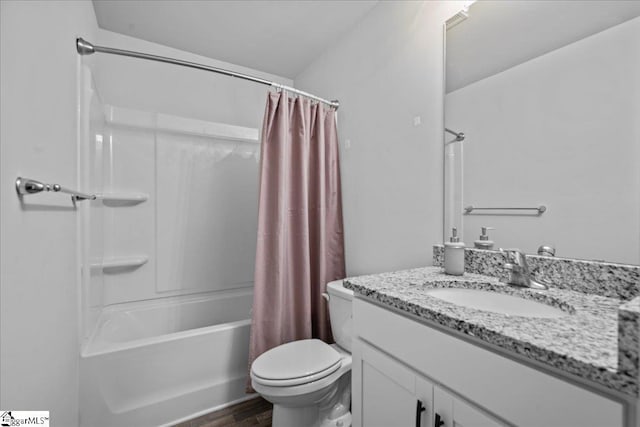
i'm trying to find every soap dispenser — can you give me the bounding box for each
[474,227,495,250]
[444,227,465,276]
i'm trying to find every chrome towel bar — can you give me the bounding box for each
[464,205,546,214]
[15,177,96,201]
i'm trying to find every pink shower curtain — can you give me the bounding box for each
[248,91,345,390]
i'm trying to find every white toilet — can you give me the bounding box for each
[250,280,353,427]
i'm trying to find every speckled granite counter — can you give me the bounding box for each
[344,267,639,397]
[433,245,640,300]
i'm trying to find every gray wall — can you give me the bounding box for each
[1,1,98,425]
[295,1,465,276]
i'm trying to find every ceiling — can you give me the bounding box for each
[446,0,640,93]
[92,0,378,79]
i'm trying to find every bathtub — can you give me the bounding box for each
[80,289,254,427]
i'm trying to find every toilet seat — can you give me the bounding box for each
[253,359,341,387]
[251,351,352,400]
[251,339,342,387]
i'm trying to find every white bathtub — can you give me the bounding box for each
[80,289,254,427]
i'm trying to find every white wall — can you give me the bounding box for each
[0,1,98,425]
[447,17,640,264]
[295,1,465,276]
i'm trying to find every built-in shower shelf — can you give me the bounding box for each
[91,256,149,272]
[97,193,148,205]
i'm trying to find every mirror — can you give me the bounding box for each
[444,0,640,265]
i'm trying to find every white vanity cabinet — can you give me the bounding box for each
[356,341,433,427]
[433,387,502,427]
[352,298,630,427]
[355,339,502,427]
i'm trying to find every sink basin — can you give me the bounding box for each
[425,288,568,318]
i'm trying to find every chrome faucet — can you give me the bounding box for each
[499,248,548,290]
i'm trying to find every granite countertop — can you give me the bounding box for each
[344,267,639,397]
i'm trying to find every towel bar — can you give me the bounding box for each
[464,205,546,214]
[15,177,96,201]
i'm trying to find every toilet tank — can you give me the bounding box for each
[326,280,353,352]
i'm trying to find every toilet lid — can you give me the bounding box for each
[252,339,341,386]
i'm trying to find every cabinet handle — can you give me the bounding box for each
[415,400,426,427]
[434,413,444,427]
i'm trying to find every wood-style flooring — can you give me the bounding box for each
[174,397,273,427]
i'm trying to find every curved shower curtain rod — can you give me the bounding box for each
[76,37,340,110]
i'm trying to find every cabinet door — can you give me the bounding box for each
[434,387,503,427]
[354,339,433,427]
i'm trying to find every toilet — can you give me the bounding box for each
[250,280,353,427]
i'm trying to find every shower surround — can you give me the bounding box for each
[76,42,278,424]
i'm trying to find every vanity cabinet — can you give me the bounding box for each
[352,298,629,427]
[357,341,432,426]
[355,339,501,427]
[433,387,501,427]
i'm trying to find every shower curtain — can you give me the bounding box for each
[248,91,345,389]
